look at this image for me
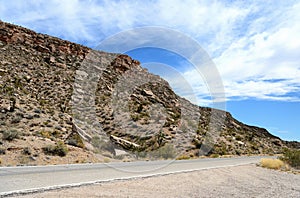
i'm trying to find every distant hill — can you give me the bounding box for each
[0,21,298,166]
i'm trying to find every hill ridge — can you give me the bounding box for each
[0,20,298,166]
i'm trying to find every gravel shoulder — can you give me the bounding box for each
[13,164,300,198]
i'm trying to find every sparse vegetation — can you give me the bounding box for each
[103,157,110,163]
[42,141,68,157]
[91,135,114,154]
[259,158,286,170]
[22,147,31,155]
[39,99,48,106]
[156,130,165,147]
[130,114,140,122]
[192,138,203,149]
[210,154,220,158]
[2,129,20,141]
[39,130,61,140]
[13,76,23,89]
[11,115,22,124]
[66,133,84,148]
[235,135,243,141]
[213,142,227,155]
[18,155,31,165]
[0,147,5,155]
[280,148,300,169]
[151,144,176,159]
[176,155,190,160]
[1,85,14,96]
[135,151,147,159]
[91,135,102,149]
[39,130,52,139]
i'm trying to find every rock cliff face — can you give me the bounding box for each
[0,21,298,165]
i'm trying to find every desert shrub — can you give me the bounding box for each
[91,136,113,153]
[13,76,23,89]
[103,157,110,163]
[251,142,259,150]
[11,115,22,124]
[39,99,48,106]
[18,155,31,165]
[2,129,20,141]
[22,147,31,155]
[280,149,300,169]
[39,130,51,139]
[235,149,242,156]
[135,151,147,159]
[66,133,85,148]
[0,147,6,155]
[192,138,202,149]
[176,155,190,160]
[1,85,14,96]
[151,144,176,159]
[235,135,243,141]
[130,114,140,122]
[39,130,61,140]
[210,154,220,158]
[260,158,285,170]
[43,141,68,157]
[213,144,227,155]
[91,135,103,149]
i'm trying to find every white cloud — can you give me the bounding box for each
[1,0,299,103]
[0,0,248,46]
[212,1,300,102]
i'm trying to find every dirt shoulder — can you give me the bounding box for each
[13,164,300,198]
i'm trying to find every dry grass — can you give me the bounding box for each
[260,158,286,170]
[176,155,190,160]
[103,157,111,163]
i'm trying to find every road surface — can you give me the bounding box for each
[0,156,269,196]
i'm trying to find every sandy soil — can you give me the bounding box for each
[13,164,300,198]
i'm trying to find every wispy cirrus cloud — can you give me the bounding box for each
[212,1,300,102]
[160,1,300,104]
[0,0,248,47]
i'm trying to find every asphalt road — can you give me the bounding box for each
[0,156,270,196]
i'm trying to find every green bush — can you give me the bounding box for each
[280,148,300,169]
[43,141,68,157]
[2,129,19,141]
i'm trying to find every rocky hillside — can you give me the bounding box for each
[0,21,298,166]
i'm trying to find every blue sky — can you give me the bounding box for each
[0,0,299,141]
